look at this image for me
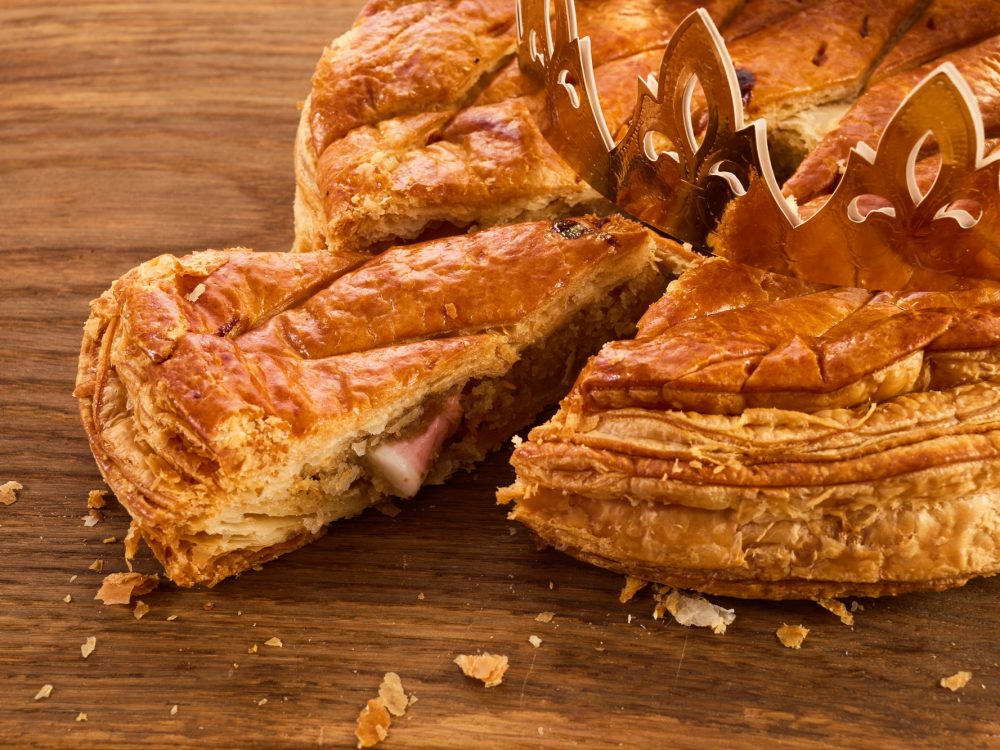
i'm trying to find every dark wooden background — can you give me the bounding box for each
[1,2,998,748]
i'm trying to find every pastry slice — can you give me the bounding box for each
[500,256,1000,599]
[75,216,675,586]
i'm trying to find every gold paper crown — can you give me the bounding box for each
[516,1,1000,290]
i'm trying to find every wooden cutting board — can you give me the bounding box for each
[1,2,997,747]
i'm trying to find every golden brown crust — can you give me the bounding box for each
[502,257,1000,599]
[308,0,516,156]
[871,0,1000,84]
[76,217,667,586]
[724,0,825,42]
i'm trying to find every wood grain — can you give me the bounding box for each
[1,2,998,748]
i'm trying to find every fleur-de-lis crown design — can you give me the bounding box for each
[516,1,1000,290]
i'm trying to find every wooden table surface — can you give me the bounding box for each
[1,2,998,748]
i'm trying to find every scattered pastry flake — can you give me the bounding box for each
[940,671,973,691]
[82,512,102,528]
[81,637,96,659]
[186,283,206,302]
[355,698,392,748]
[123,521,140,572]
[817,598,854,627]
[88,559,104,573]
[69,574,78,583]
[86,490,107,509]
[776,624,810,649]
[166,615,178,622]
[355,673,413,748]
[34,684,53,701]
[247,644,258,654]
[535,611,555,624]
[101,536,117,544]
[417,592,424,601]
[378,672,408,717]
[257,698,268,707]
[133,601,150,620]
[63,594,72,604]
[75,712,88,722]
[528,635,542,648]
[0,481,22,505]
[202,602,215,611]
[264,637,283,648]
[850,600,864,613]
[170,704,178,716]
[654,588,735,635]
[94,572,159,605]
[454,652,509,688]
[619,576,648,604]
[375,500,401,518]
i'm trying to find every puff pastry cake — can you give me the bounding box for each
[500,256,1000,598]
[75,217,669,586]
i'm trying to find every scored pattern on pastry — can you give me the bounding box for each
[294,0,752,253]
[501,256,1000,599]
[75,217,668,586]
[517,0,1000,290]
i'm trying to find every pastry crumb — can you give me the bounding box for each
[535,611,554,624]
[257,698,268,707]
[417,592,424,600]
[454,652,509,688]
[166,615,178,622]
[528,635,542,648]
[88,559,104,573]
[94,572,159,605]
[101,536,117,544]
[378,672,408,717]
[776,624,809,649]
[34,684,53,701]
[86,490,107,509]
[80,636,96,659]
[355,698,392,748]
[248,644,258,654]
[82,513,101,528]
[133,601,150,620]
[202,602,215,611]
[170,704,178,716]
[264,637,283,648]
[123,522,140,572]
[375,500,401,518]
[619,575,648,604]
[355,673,411,748]
[186,283,206,302]
[63,594,72,604]
[940,671,972,691]
[817,598,854,626]
[0,481,23,505]
[654,588,735,634]
[75,712,88,722]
